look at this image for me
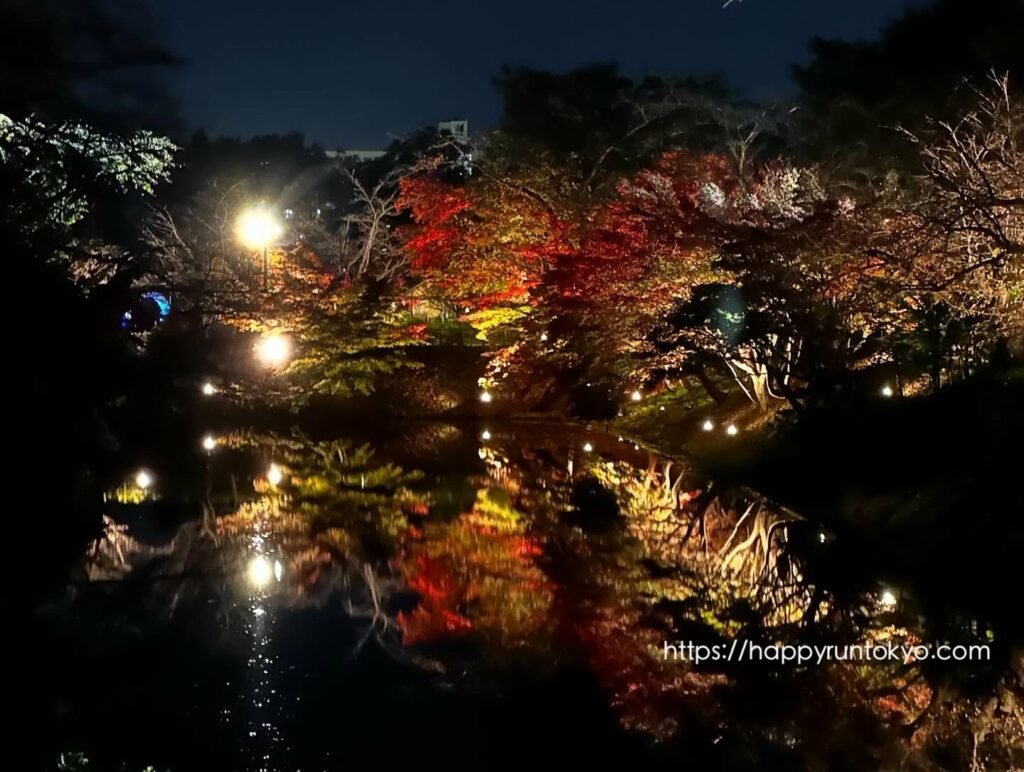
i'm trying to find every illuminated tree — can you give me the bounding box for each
[893,75,1024,345]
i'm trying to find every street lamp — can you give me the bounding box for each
[256,333,291,369]
[236,206,282,290]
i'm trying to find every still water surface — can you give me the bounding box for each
[30,422,1020,771]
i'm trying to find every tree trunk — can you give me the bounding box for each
[694,366,726,405]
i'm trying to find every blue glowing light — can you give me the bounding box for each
[143,291,172,319]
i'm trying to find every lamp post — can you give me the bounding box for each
[236,206,282,290]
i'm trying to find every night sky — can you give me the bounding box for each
[160,0,926,149]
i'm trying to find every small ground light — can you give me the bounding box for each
[201,381,216,396]
[202,435,217,451]
[631,390,642,402]
[481,429,492,441]
[726,424,739,436]
[583,442,594,452]
[267,463,284,486]
[480,390,493,403]
[880,589,898,609]
[540,332,549,342]
[702,419,714,432]
[135,469,153,489]
[881,384,894,398]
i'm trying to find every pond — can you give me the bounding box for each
[27,421,1022,771]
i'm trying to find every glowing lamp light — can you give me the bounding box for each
[256,333,291,368]
[726,424,739,436]
[201,381,217,396]
[480,390,493,403]
[702,419,715,432]
[248,555,274,589]
[135,469,153,489]
[236,207,282,250]
[880,589,898,609]
[818,531,827,544]
[540,332,549,342]
[481,429,492,441]
[267,463,284,487]
[583,442,594,453]
[202,435,217,451]
[881,384,895,398]
[630,390,642,402]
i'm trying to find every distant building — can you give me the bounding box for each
[325,120,469,166]
[325,149,388,163]
[437,119,469,143]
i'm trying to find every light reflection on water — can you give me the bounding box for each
[242,498,287,771]
[41,424,1023,770]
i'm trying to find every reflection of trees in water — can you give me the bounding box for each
[397,487,553,647]
[73,429,1023,769]
[78,433,428,650]
[577,455,1023,767]
[592,457,812,626]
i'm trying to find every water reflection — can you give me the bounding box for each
[47,424,1024,769]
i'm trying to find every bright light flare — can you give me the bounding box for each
[236,207,282,250]
[202,435,217,451]
[726,424,739,436]
[267,463,284,487]
[248,555,274,588]
[201,381,216,396]
[630,390,642,402]
[256,333,291,368]
[881,384,894,398]
[702,419,715,432]
[135,469,153,489]
[880,589,898,609]
[583,442,594,453]
[479,390,493,403]
[481,429,492,441]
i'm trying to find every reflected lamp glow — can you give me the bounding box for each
[256,333,291,368]
[236,207,282,250]
[248,555,274,588]
[267,463,284,487]
[135,469,153,489]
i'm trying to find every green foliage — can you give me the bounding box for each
[0,113,175,239]
[287,298,423,401]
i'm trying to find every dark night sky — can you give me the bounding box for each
[159,0,927,149]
